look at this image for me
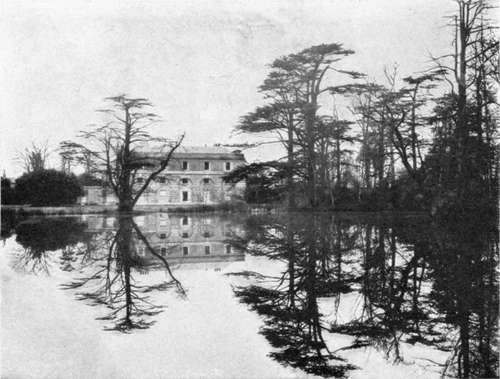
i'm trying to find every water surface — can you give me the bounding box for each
[1,211,497,378]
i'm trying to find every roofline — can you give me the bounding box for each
[134,152,245,160]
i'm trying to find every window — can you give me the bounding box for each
[204,161,210,170]
[226,245,231,254]
[183,246,189,256]
[160,233,166,239]
[158,176,166,184]
[182,217,189,225]
[203,178,210,184]
[203,231,211,238]
[205,245,211,255]
[182,232,189,238]
[225,162,231,171]
[181,178,189,184]
[161,247,167,255]
[182,161,188,170]
[136,177,144,183]
[182,191,189,202]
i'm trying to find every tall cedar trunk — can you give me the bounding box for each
[456,11,468,197]
[360,118,371,190]
[362,122,372,190]
[118,106,133,212]
[287,112,296,209]
[410,86,418,172]
[335,124,341,185]
[305,102,317,208]
[377,121,386,189]
[389,144,395,187]
[364,159,371,190]
[476,28,495,199]
[319,140,328,205]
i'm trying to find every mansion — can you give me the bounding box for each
[80,146,246,206]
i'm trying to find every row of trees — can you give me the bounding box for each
[228,43,362,209]
[227,0,498,213]
[4,1,496,213]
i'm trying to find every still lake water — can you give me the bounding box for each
[1,211,497,379]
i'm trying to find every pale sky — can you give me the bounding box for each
[1,0,460,177]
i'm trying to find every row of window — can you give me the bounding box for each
[133,189,210,203]
[159,231,213,239]
[182,161,232,171]
[155,245,232,256]
[159,231,213,238]
[136,216,234,233]
[159,215,214,225]
[136,177,215,184]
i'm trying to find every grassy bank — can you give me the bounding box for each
[1,201,249,216]
[1,205,117,216]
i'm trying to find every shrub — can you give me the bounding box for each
[15,169,83,206]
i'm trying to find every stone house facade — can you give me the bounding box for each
[133,212,245,264]
[80,146,246,206]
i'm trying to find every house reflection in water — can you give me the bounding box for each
[82,213,245,268]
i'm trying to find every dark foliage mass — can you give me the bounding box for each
[224,162,288,204]
[14,169,83,206]
[15,218,87,253]
[11,217,88,274]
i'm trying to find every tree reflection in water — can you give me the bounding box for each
[428,212,498,378]
[231,212,498,378]
[5,210,498,376]
[61,216,185,333]
[14,217,87,274]
[231,216,358,378]
[10,214,186,333]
